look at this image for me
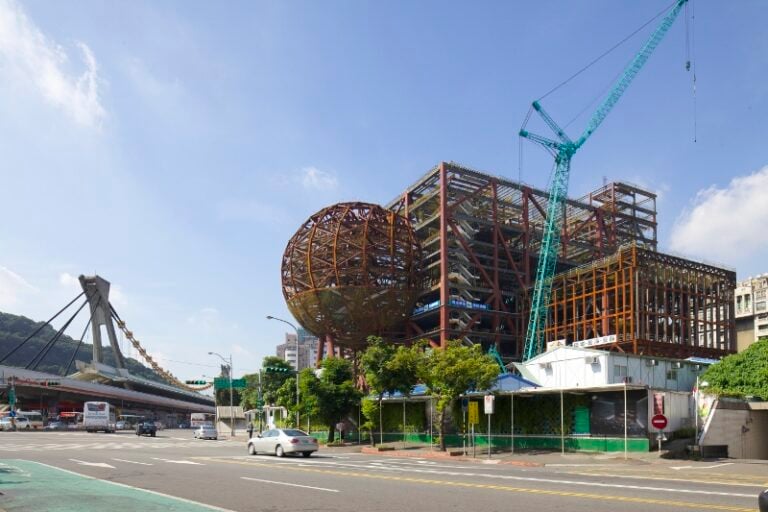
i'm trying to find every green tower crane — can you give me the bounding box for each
[521,0,690,361]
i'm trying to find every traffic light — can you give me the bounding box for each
[185,380,207,385]
[45,381,60,387]
[265,366,291,373]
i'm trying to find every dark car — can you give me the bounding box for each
[135,420,157,437]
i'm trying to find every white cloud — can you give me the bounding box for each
[0,0,105,127]
[0,266,37,308]
[186,307,220,329]
[300,166,338,191]
[59,272,79,288]
[669,166,768,267]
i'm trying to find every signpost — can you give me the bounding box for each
[468,401,479,457]
[484,395,495,458]
[651,414,668,430]
[652,414,668,453]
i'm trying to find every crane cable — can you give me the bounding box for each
[537,0,678,102]
[110,309,213,392]
[686,0,698,142]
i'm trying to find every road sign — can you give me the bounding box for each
[484,395,495,414]
[651,414,668,430]
[214,377,247,390]
[8,410,16,418]
[468,401,479,425]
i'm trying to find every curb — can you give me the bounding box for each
[359,447,543,466]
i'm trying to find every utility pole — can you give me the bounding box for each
[266,315,301,426]
[209,352,235,437]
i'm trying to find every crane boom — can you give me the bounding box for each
[521,0,688,361]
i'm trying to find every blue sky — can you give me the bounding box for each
[1,0,766,380]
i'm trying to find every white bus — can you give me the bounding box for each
[17,411,44,429]
[83,402,116,433]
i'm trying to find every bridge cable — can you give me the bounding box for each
[109,304,214,392]
[0,291,85,364]
[28,298,89,370]
[63,298,98,376]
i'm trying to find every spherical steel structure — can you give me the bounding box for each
[281,202,422,349]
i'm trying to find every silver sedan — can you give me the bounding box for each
[193,425,218,440]
[247,428,318,457]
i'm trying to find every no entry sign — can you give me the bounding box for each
[651,414,668,430]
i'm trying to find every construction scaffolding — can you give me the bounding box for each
[545,245,736,358]
[387,162,658,359]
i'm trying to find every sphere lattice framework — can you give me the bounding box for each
[281,202,422,349]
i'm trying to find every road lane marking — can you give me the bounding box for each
[201,457,754,512]
[671,463,734,470]
[25,461,238,511]
[68,459,115,469]
[112,458,153,466]
[251,459,756,498]
[566,471,768,488]
[241,476,339,492]
[151,457,204,465]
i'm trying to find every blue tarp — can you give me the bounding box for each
[379,373,538,399]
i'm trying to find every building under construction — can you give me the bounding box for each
[387,161,736,361]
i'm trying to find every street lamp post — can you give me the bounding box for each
[209,351,234,437]
[266,315,300,426]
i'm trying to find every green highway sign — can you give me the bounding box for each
[214,377,247,390]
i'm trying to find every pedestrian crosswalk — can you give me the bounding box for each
[0,440,213,452]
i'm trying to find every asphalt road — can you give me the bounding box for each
[0,430,763,512]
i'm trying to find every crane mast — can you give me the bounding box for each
[521,0,689,361]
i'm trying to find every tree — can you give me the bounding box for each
[418,340,500,451]
[240,356,293,411]
[701,337,768,400]
[361,336,399,444]
[300,357,361,442]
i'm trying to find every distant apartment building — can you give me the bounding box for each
[275,328,320,370]
[735,274,768,351]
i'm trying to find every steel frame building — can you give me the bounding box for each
[387,162,660,359]
[545,245,737,358]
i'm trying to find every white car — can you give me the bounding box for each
[0,417,30,431]
[193,425,218,440]
[247,428,318,457]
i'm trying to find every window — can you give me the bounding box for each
[613,364,627,378]
[666,369,678,381]
[756,301,766,312]
[756,290,767,300]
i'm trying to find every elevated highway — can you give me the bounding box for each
[1,365,214,414]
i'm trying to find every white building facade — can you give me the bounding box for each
[734,274,768,351]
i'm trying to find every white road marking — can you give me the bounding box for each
[68,458,115,469]
[241,476,339,492]
[257,459,755,498]
[112,458,153,466]
[151,457,204,465]
[30,461,237,511]
[547,463,617,467]
[671,463,735,470]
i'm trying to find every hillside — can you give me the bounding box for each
[0,311,166,384]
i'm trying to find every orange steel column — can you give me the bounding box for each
[439,162,449,348]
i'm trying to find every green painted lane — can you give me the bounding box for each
[0,459,233,512]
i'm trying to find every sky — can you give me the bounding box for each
[0,0,766,381]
